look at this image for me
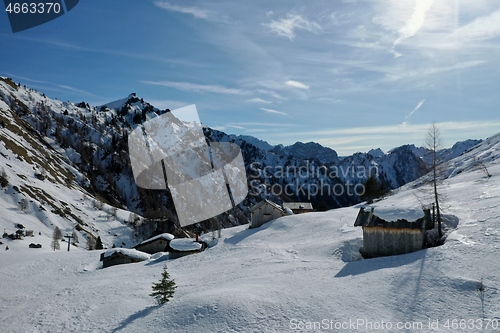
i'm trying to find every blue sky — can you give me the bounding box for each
[1,0,500,155]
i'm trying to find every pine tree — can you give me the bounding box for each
[361,175,387,202]
[95,236,104,250]
[150,264,176,305]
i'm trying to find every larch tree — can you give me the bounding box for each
[51,228,61,251]
[425,122,443,238]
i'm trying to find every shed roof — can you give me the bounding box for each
[249,199,284,213]
[169,238,202,252]
[283,202,313,210]
[103,248,151,261]
[354,206,431,230]
[136,233,175,247]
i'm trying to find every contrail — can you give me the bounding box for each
[391,0,434,57]
[402,99,426,125]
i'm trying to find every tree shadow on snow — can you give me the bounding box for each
[442,214,460,230]
[112,305,159,333]
[334,249,427,278]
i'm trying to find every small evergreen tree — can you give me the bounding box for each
[95,236,104,250]
[360,175,387,202]
[150,264,176,305]
[0,167,8,188]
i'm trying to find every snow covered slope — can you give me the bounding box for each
[1,133,498,332]
[0,78,139,249]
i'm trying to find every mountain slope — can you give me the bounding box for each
[0,76,488,247]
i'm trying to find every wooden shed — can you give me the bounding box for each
[354,206,432,258]
[100,248,151,268]
[249,199,285,229]
[133,233,175,254]
[282,202,313,214]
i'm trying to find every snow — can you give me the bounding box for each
[103,248,150,260]
[169,238,202,251]
[139,233,175,245]
[366,205,425,222]
[1,149,500,332]
[1,79,499,332]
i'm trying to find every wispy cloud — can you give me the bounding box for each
[385,61,486,82]
[391,0,434,57]
[11,36,203,67]
[142,80,249,95]
[246,97,273,104]
[265,14,321,40]
[402,99,425,125]
[260,108,289,116]
[4,73,100,98]
[154,1,224,22]
[227,122,297,128]
[227,124,246,130]
[266,121,500,155]
[145,99,189,110]
[452,9,500,41]
[256,89,286,100]
[285,80,309,90]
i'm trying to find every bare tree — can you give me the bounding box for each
[425,122,443,238]
[475,158,491,178]
[54,226,63,240]
[128,212,139,225]
[109,207,118,221]
[19,198,28,212]
[52,228,61,251]
[71,230,79,245]
[87,236,96,250]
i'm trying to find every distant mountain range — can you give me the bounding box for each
[0,76,485,247]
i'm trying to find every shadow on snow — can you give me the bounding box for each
[335,249,427,278]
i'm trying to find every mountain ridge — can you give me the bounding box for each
[0,77,490,248]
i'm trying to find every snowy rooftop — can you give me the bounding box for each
[103,248,151,261]
[364,205,425,222]
[138,233,175,245]
[169,238,202,252]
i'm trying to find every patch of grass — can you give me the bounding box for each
[1,108,76,187]
[1,77,18,90]
[0,136,31,163]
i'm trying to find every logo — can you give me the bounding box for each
[3,0,79,33]
[128,105,248,227]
